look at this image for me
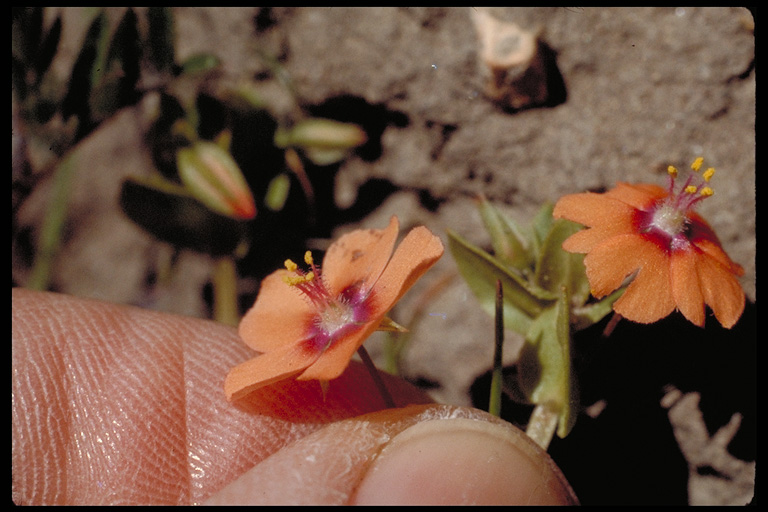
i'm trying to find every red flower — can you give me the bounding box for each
[225,216,444,401]
[553,158,745,328]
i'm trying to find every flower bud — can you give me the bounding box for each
[274,118,367,150]
[177,141,256,220]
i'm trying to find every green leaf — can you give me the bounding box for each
[275,118,367,151]
[265,172,291,211]
[147,7,176,73]
[85,9,141,123]
[448,229,556,335]
[224,83,267,111]
[530,202,555,262]
[534,218,590,307]
[572,288,625,331]
[476,196,532,270]
[302,147,351,166]
[180,53,221,75]
[12,7,43,66]
[517,288,578,438]
[35,14,62,87]
[120,177,247,255]
[61,10,108,134]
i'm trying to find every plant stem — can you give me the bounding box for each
[357,345,395,409]
[603,312,623,337]
[526,403,559,450]
[212,255,239,326]
[27,153,77,290]
[489,279,504,417]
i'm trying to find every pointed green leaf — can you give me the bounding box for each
[517,287,578,438]
[476,195,532,270]
[448,230,556,335]
[35,15,62,86]
[82,8,141,124]
[572,288,625,331]
[147,7,176,73]
[61,10,107,133]
[530,202,555,261]
[534,218,591,307]
[89,11,111,90]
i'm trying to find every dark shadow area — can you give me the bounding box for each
[233,95,412,300]
[497,40,567,115]
[470,300,756,505]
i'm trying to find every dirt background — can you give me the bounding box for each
[13,7,755,505]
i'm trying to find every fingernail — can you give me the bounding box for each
[352,418,577,505]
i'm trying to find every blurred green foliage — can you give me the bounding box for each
[13,8,367,320]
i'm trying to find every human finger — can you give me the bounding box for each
[11,289,431,504]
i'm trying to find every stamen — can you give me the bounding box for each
[649,157,719,242]
[304,251,314,266]
[691,157,704,172]
[284,274,312,286]
[284,259,298,272]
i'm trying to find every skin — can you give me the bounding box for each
[12,289,577,505]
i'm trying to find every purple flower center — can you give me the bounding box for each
[641,158,716,251]
[283,251,372,352]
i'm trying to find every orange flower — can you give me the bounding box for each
[553,158,745,328]
[225,216,444,401]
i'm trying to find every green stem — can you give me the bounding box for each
[489,279,504,417]
[357,345,395,409]
[526,403,559,450]
[26,153,77,290]
[212,255,239,326]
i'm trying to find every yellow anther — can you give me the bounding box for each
[283,274,304,286]
[703,167,715,182]
[667,165,678,177]
[700,187,714,197]
[691,157,704,172]
[283,271,315,286]
[284,259,298,272]
[304,251,314,266]
[685,185,698,194]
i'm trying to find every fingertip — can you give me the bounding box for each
[351,418,578,505]
[202,405,576,506]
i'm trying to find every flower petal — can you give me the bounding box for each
[610,239,675,324]
[224,343,320,401]
[322,216,400,298]
[582,234,646,297]
[562,224,630,254]
[585,233,675,323]
[605,182,666,209]
[553,192,637,229]
[688,213,744,276]
[670,247,705,327]
[368,225,445,314]
[697,252,745,329]
[238,270,316,353]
